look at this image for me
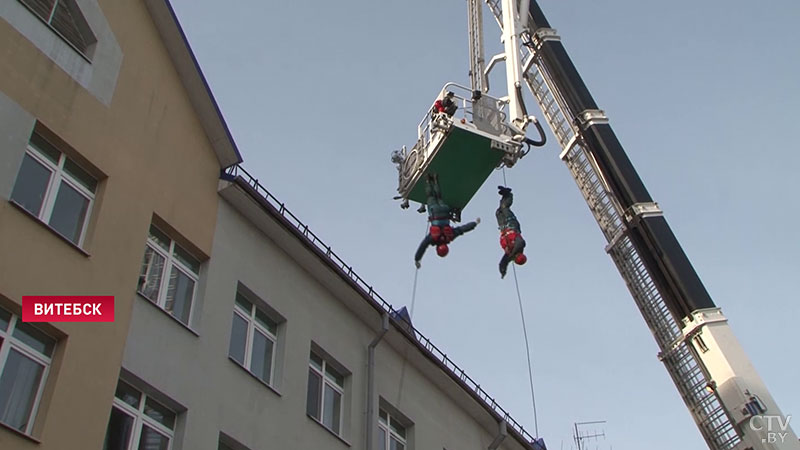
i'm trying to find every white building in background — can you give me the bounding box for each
[116,165,544,450]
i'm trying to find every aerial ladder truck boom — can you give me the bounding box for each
[475,0,798,448]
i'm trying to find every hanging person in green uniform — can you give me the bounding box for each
[496,185,527,278]
[414,173,480,268]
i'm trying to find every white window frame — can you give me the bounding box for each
[308,351,345,435]
[230,295,278,385]
[138,226,199,326]
[108,382,175,450]
[0,310,54,435]
[378,409,408,450]
[13,142,96,247]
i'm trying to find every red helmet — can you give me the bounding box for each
[515,253,527,265]
[436,244,449,257]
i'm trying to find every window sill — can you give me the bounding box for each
[0,420,42,444]
[135,292,200,337]
[9,200,91,257]
[306,414,351,447]
[227,356,282,396]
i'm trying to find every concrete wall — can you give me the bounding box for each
[0,0,224,448]
[122,191,532,450]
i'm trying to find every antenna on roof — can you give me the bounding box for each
[573,420,607,450]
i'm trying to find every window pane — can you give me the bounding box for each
[228,313,247,365]
[51,0,90,53]
[379,427,387,450]
[63,158,97,192]
[234,292,252,313]
[144,397,175,429]
[12,321,55,357]
[390,419,406,439]
[390,437,405,450]
[10,153,52,217]
[28,133,60,163]
[173,245,199,274]
[0,308,11,332]
[323,383,341,433]
[138,247,165,302]
[0,348,45,432]
[325,364,344,388]
[19,0,57,23]
[148,226,171,251]
[103,406,134,450]
[48,180,90,244]
[255,309,277,335]
[165,267,194,324]
[250,330,274,384]
[114,380,141,408]
[379,409,388,423]
[306,369,321,420]
[138,424,170,450]
[309,352,323,371]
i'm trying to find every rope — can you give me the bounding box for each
[399,219,427,405]
[409,217,428,320]
[502,167,540,437]
[513,264,539,436]
[409,266,419,320]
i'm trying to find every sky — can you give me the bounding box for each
[169,1,800,448]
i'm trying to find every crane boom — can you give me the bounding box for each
[467,0,485,94]
[481,1,799,448]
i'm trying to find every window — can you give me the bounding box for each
[137,225,200,326]
[228,292,278,385]
[218,433,249,450]
[10,132,97,247]
[18,0,96,56]
[0,306,56,435]
[306,350,345,435]
[218,441,235,450]
[103,380,176,450]
[378,409,407,450]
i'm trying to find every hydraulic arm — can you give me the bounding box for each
[480,0,799,448]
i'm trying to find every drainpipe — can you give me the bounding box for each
[366,313,389,450]
[488,420,507,450]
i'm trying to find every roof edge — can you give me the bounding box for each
[143,0,243,168]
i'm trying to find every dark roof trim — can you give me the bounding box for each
[143,0,243,168]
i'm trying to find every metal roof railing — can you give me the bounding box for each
[223,164,539,447]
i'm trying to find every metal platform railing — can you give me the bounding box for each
[223,164,539,447]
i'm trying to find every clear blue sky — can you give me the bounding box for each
[170,1,800,448]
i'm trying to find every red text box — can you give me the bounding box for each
[22,296,115,322]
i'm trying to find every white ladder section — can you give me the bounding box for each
[482,2,742,449]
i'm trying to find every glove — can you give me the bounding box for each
[498,186,512,196]
[415,260,421,269]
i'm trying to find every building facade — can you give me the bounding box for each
[119,167,542,450]
[0,1,540,450]
[0,0,239,448]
